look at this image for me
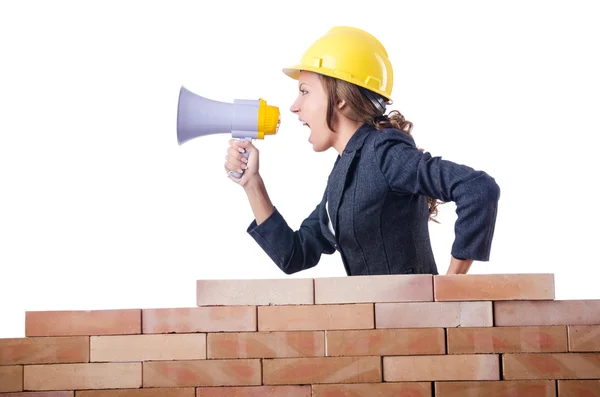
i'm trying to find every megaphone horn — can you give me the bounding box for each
[176,86,280,178]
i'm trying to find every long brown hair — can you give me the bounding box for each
[319,74,443,222]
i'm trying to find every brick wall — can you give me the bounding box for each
[1,273,600,396]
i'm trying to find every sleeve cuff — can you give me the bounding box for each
[246,207,283,235]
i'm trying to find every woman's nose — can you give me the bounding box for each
[290,100,300,113]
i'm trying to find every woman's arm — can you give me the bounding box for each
[227,139,335,274]
[243,175,275,225]
[373,129,501,264]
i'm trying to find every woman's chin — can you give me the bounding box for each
[308,131,328,152]
[310,142,328,153]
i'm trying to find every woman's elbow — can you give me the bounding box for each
[278,250,321,275]
[274,253,301,275]
[279,262,300,275]
[485,176,501,203]
[277,247,310,275]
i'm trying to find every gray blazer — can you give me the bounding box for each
[247,123,500,276]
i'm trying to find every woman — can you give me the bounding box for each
[224,26,500,276]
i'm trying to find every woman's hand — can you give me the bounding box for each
[446,256,473,274]
[224,139,260,188]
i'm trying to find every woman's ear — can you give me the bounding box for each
[337,99,346,110]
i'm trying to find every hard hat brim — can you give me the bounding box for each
[282,65,311,80]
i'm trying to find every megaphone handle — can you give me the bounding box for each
[230,137,251,179]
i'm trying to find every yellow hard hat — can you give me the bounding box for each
[282,26,394,102]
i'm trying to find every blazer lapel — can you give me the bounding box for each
[326,150,357,234]
[320,123,374,244]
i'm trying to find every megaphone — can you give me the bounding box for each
[176,86,281,178]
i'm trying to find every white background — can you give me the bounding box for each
[1,0,598,338]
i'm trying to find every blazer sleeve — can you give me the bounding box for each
[372,129,501,261]
[246,205,336,274]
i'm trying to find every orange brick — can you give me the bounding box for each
[434,380,556,397]
[207,331,324,359]
[24,362,141,390]
[76,389,195,397]
[263,356,381,384]
[557,380,600,397]
[383,354,500,381]
[503,353,600,379]
[313,382,431,397]
[447,326,568,354]
[494,300,600,326]
[0,336,89,365]
[326,328,445,356]
[258,304,373,331]
[197,278,313,306]
[0,365,23,392]
[434,274,555,301]
[196,386,311,397]
[91,334,206,362]
[375,301,492,328]
[568,325,600,352]
[143,359,261,387]
[142,307,256,333]
[0,393,74,397]
[314,274,433,304]
[25,309,141,337]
